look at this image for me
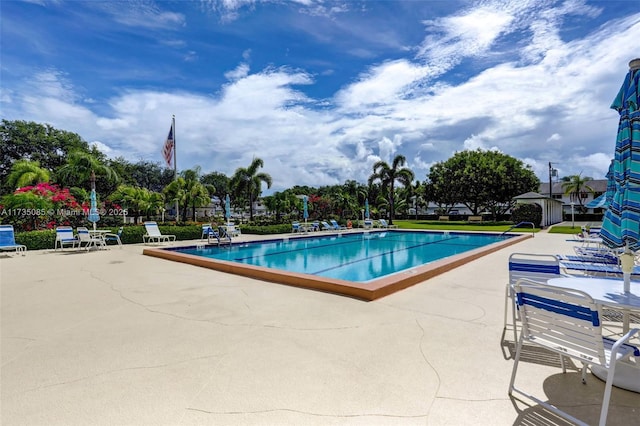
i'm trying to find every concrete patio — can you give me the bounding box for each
[2,229,639,425]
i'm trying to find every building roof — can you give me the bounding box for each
[539,179,608,195]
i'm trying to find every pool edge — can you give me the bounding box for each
[143,232,532,301]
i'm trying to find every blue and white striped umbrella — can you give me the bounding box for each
[586,193,607,209]
[303,195,308,221]
[225,194,231,222]
[586,161,616,209]
[365,199,370,219]
[600,61,640,254]
[87,171,100,230]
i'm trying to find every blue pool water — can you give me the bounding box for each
[174,231,511,283]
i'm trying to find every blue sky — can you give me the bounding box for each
[1,0,639,193]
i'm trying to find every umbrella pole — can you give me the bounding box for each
[620,244,634,331]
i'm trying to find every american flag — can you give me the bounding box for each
[162,125,174,167]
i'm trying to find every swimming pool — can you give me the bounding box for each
[144,230,530,300]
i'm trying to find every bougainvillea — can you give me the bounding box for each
[1,183,84,231]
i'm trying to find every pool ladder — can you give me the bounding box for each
[500,221,535,237]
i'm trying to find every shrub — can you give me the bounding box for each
[510,203,542,227]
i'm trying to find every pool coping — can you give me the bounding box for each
[143,230,532,301]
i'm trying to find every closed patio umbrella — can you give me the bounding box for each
[365,199,370,219]
[225,194,231,223]
[303,195,308,223]
[600,58,640,292]
[87,171,100,231]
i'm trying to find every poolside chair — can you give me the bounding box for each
[143,221,176,244]
[320,221,332,231]
[509,279,639,426]
[363,219,373,229]
[504,253,566,342]
[54,226,78,250]
[291,222,301,233]
[559,260,640,278]
[207,225,232,245]
[201,223,213,240]
[225,223,241,237]
[0,225,27,255]
[329,219,345,230]
[103,227,123,248]
[377,219,389,228]
[76,227,106,250]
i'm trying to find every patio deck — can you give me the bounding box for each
[1,228,638,425]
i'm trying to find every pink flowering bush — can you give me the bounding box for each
[0,183,84,231]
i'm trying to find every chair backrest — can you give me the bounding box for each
[0,225,17,246]
[56,226,75,241]
[330,219,340,228]
[144,221,162,236]
[321,221,331,229]
[509,253,561,286]
[117,227,123,236]
[76,227,91,242]
[514,280,606,366]
[379,219,388,227]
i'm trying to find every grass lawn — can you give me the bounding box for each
[547,225,583,235]
[391,219,539,233]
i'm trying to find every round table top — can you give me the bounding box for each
[547,277,640,311]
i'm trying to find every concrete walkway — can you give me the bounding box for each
[1,229,638,425]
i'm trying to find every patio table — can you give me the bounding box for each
[547,277,640,393]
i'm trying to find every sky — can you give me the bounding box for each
[1,0,640,194]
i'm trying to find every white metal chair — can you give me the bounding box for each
[76,227,106,250]
[54,226,78,250]
[103,227,123,248]
[504,253,566,342]
[201,223,213,239]
[224,223,241,237]
[509,279,639,426]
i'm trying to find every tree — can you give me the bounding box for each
[230,158,272,221]
[109,185,165,222]
[6,160,51,190]
[367,155,414,225]
[428,149,539,218]
[201,171,230,204]
[0,120,91,193]
[163,167,212,221]
[562,174,594,213]
[55,150,120,196]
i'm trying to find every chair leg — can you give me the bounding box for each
[508,335,524,394]
[599,362,617,426]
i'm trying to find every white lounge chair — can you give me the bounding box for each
[329,219,345,230]
[363,219,373,229]
[320,221,332,231]
[509,280,639,426]
[143,221,176,244]
[54,226,78,250]
[0,225,27,255]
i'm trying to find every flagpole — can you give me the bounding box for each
[172,115,178,222]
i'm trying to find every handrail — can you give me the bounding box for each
[501,221,535,237]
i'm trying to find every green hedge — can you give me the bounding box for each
[11,223,297,250]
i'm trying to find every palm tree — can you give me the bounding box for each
[110,185,165,222]
[162,167,212,221]
[230,158,272,221]
[561,174,594,212]
[6,160,51,190]
[368,155,414,225]
[56,150,119,192]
